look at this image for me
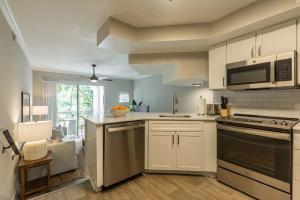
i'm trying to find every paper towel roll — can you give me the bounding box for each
[198,96,206,115]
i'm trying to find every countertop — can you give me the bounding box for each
[82,112,217,125]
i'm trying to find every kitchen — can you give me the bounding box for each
[2,1,300,200]
[83,1,300,200]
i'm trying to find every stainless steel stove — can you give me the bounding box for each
[217,113,299,131]
[216,114,299,200]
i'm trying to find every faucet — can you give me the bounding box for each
[172,94,179,114]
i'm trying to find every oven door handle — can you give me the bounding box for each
[217,124,290,141]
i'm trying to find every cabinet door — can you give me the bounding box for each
[204,122,217,172]
[209,43,226,90]
[297,18,300,85]
[256,20,296,57]
[227,33,256,63]
[176,132,204,171]
[294,180,300,200]
[149,131,176,170]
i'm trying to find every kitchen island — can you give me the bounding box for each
[83,112,217,191]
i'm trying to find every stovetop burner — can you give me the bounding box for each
[217,114,299,131]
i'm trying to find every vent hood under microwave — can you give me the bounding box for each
[226,51,297,90]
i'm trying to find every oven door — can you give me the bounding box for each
[217,124,291,184]
[226,54,277,90]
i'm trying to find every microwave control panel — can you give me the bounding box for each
[275,58,292,82]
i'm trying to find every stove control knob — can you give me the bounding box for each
[271,120,277,125]
[281,121,288,126]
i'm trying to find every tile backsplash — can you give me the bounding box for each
[213,89,300,118]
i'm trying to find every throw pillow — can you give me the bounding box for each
[52,125,64,139]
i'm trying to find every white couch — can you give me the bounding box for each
[27,140,78,181]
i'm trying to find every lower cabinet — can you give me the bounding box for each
[149,131,204,171]
[294,131,300,200]
[149,131,176,170]
[294,180,300,200]
[176,132,204,171]
[147,121,215,172]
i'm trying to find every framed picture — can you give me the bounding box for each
[21,92,30,122]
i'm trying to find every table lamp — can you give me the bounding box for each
[32,106,48,122]
[17,121,52,160]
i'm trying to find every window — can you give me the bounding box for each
[119,92,130,103]
[56,84,104,138]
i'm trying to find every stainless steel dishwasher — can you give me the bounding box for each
[104,121,145,187]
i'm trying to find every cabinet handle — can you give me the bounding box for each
[258,45,262,56]
[251,46,254,58]
[172,135,174,146]
[178,135,179,145]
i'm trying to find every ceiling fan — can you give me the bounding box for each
[89,64,113,83]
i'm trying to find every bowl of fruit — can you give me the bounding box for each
[110,105,129,117]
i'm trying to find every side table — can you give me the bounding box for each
[18,151,52,200]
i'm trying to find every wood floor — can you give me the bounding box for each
[32,174,254,200]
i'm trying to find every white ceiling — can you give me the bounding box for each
[7,0,256,79]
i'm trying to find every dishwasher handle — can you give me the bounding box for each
[107,124,145,133]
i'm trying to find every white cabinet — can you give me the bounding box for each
[293,128,300,200]
[224,20,296,64]
[149,131,176,170]
[256,20,296,57]
[294,180,300,200]
[209,43,226,90]
[148,121,216,172]
[297,18,300,85]
[227,33,256,63]
[176,132,204,171]
[204,122,217,172]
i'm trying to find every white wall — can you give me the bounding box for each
[32,71,134,114]
[134,75,213,113]
[0,9,32,200]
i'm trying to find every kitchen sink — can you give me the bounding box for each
[159,114,191,118]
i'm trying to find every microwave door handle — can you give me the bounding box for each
[270,61,276,83]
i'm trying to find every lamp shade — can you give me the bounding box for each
[32,106,48,116]
[17,121,52,142]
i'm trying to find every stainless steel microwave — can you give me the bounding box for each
[226,51,296,90]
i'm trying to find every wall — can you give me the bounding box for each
[134,75,213,113]
[32,71,134,114]
[129,52,208,86]
[214,90,300,118]
[0,10,32,200]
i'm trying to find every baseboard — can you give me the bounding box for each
[144,170,216,177]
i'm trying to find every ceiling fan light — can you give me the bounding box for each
[90,75,98,83]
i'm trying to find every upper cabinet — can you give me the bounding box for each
[209,42,226,90]
[208,19,298,90]
[256,20,297,57]
[226,33,256,63]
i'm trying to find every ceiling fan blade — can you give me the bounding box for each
[101,78,113,82]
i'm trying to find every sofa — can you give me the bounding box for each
[27,140,78,181]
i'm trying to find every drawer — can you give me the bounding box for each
[149,121,204,132]
[294,165,300,181]
[294,134,300,150]
[293,180,300,200]
[294,149,300,166]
